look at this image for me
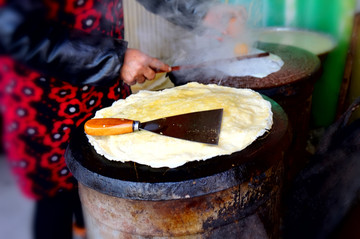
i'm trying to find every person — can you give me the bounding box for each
[0,0,246,238]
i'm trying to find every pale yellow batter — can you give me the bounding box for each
[86,82,273,168]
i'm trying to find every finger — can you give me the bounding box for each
[120,70,137,86]
[124,78,137,86]
[149,58,171,73]
[122,78,136,86]
[143,68,156,81]
[135,76,146,84]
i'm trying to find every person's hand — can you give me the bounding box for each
[202,4,247,40]
[120,48,171,85]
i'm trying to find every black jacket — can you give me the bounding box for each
[0,0,211,86]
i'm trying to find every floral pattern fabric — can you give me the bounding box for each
[0,0,130,199]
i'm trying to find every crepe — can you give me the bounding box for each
[214,50,284,78]
[86,82,273,168]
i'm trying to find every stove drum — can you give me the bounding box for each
[79,158,284,239]
[66,91,290,238]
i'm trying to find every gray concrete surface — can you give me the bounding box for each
[0,155,33,239]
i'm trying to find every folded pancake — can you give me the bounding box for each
[86,82,273,168]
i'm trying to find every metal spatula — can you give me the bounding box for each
[84,109,223,145]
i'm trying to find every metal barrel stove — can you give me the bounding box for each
[66,98,290,238]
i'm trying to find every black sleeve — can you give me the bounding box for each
[0,1,127,86]
[136,0,215,30]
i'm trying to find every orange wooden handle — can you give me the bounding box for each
[84,118,135,136]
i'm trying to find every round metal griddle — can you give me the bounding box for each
[169,42,321,90]
[65,97,289,200]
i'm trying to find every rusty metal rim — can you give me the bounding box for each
[68,156,262,201]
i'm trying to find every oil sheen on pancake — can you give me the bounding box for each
[86,82,273,168]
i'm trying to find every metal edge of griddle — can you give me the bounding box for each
[65,97,289,201]
[168,41,321,90]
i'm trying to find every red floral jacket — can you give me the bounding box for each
[0,0,210,199]
[0,0,129,199]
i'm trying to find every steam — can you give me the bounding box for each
[134,0,267,84]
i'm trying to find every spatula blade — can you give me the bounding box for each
[140,109,223,145]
